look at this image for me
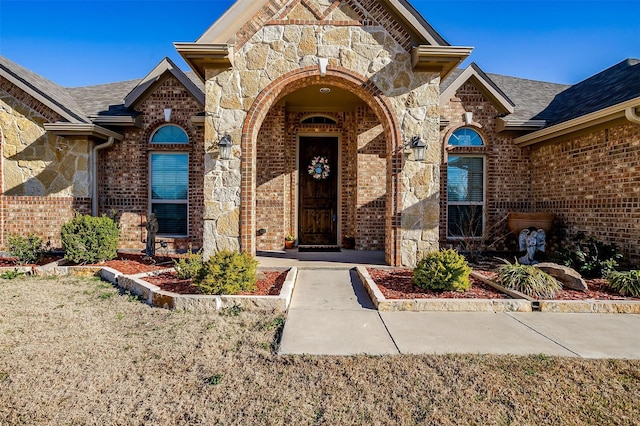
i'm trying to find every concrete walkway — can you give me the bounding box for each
[278,267,640,358]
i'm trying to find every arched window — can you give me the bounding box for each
[150,125,188,144]
[448,127,484,147]
[300,115,337,125]
[446,128,485,238]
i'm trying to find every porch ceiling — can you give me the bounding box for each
[277,84,366,112]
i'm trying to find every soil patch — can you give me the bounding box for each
[474,270,639,301]
[0,254,64,268]
[368,268,508,299]
[144,270,287,296]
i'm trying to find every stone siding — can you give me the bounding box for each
[204,0,441,265]
[98,75,205,252]
[530,122,640,265]
[0,78,91,249]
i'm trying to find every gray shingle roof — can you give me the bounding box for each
[486,74,570,122]
[531,58,640,126]
[66,79,139,117]
[0,55,89,123]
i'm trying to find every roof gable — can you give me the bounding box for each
[124,57,205,109]
[440,63,515,115]
[193,0,450,49]
[0,55,88,123]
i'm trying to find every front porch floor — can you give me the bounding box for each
[256,249,387,269]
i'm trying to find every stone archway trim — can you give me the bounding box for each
[241,65,403,265]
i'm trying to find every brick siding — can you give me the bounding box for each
[98,75,205,252]
[440,81,531,248]
[530,122,640,264]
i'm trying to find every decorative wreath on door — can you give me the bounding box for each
[308,156,330,180]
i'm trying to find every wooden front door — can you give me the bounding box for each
[298,136,338,245]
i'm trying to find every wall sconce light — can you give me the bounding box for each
[217,134,232,160]
[406,136,426,161]
[164,108,172,122]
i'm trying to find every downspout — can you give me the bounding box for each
[625,106,640,124]
[92,137,115,216]
[0,126,4,247]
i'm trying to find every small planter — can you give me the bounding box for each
[342,237,355,250]
[507,212,555,234]
[284,240,295,250]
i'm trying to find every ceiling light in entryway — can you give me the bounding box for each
[319,87,331,94]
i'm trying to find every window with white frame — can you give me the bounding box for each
[446,128,485,238]
[150,124,189,144]
[150,153,188,236]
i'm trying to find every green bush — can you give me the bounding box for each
[193,250,258,295]
[173,249,204,280]
[606,270,640,297]
[558,232,622,278]
[497,260,561,299]
[7,233,44,264]
[413,249,471,292]
[61,213,119,264]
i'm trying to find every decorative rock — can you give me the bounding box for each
[534,262,588,292]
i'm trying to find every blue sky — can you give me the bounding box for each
[0,0,638,87]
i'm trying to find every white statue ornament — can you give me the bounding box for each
[518,228,546,265]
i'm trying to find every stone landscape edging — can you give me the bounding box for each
[13,261,298,312]
[471,271,640,314]
[114,266,298,312]
[357,266,532,313]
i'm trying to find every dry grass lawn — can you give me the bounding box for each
[1,275,639,425]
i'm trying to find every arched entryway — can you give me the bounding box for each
[241,66,403,265]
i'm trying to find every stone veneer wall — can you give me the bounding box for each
[440,81,531,248]
[530,121,640,265]
[98,75,205,252]
[204,0,441,265]
[0,77,91,249]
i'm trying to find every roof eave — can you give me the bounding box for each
[89,115,142,127]
[174,43,233,81]
[496,118,546,132]
[514,98,640,146]
[43,123,124,140]
[0,64,86,124]
[412,46,473,80]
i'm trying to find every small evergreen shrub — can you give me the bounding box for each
[497,260,561,299]
[558,232,622,278]
[61,213,119,264]
[606,270,640,298]
[7,233,44,264]
[413,249,471,292]
[193,250,258,295]
[173,248,204,280]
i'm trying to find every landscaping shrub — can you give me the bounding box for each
[497,259,561,299]
[606,270,640,297]
[557,232,622,278]
[173,248,204,280]
[413,249,471,292]
[7,233,45,264]
[193,250,258,295]
[61,213,119,264]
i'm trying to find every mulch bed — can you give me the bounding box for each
[0,255,65,268]
[367,268,508,300]
[473,270,639,301]
[144,271,287,296]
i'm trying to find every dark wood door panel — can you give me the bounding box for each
[299,136,338,245]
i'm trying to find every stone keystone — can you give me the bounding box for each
[534,262,588,292]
